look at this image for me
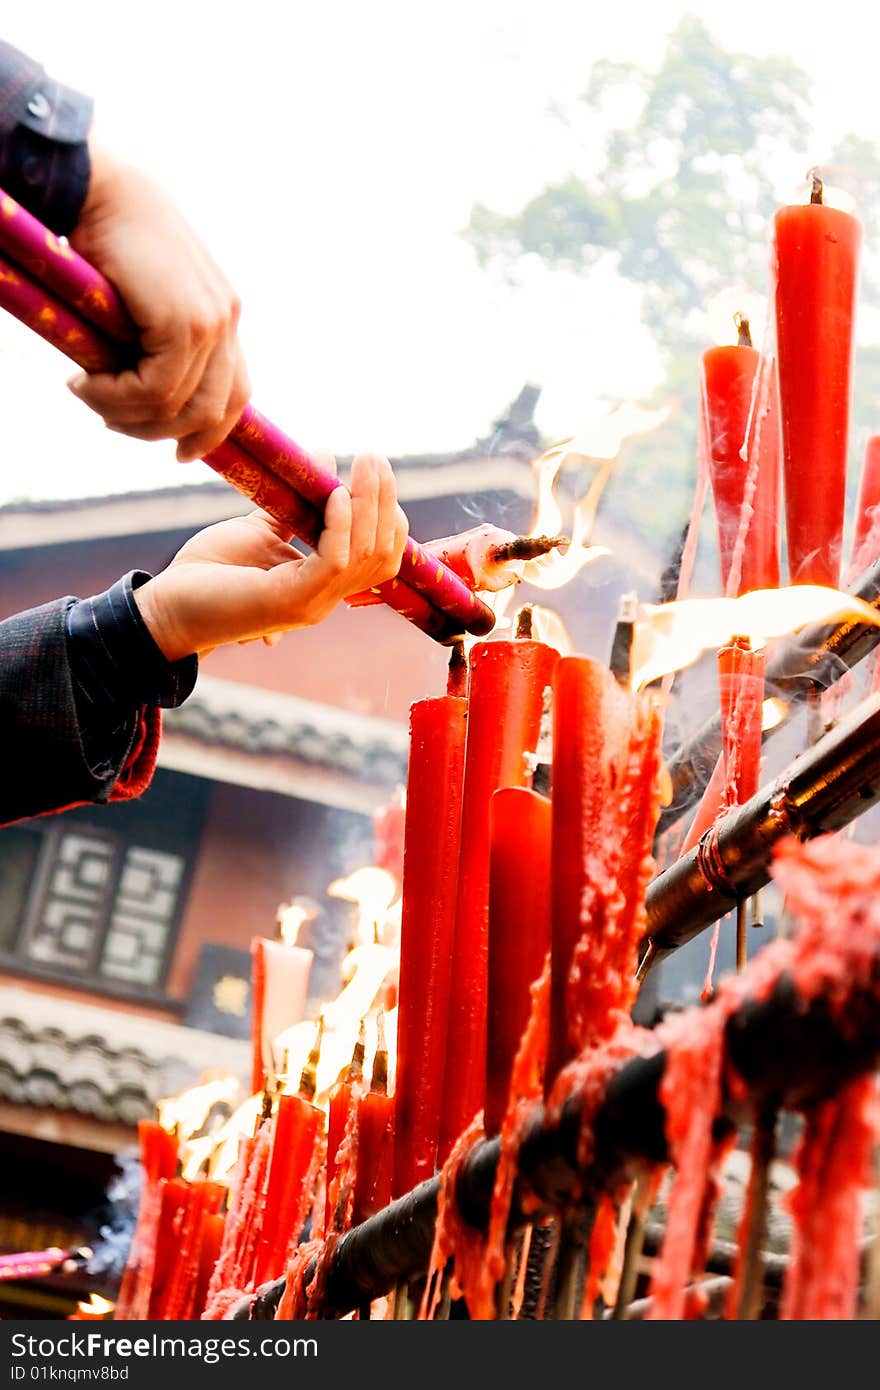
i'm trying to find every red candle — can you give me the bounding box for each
[439,633,559,1158]
[718,640,765,807]
[253,1091,322,1285]
[851,434,880,570]
[193,1211,225,1319]
[325,1032,365,1229]
[393,693,467,1196]
[774,179,862,586]
[353,1035,394,1225]
[147,1178,190,1318]
[547,658,662,1084]
[702,316,780,594]
[485,787,551,1135]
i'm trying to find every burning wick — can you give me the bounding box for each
[447,640,468,698]
[609,591,638,687]
[490,535,568,564]
[298,1016,325,1102]
[810,173,824,205]
[516,606,534,639]
[371,1011,389,1095]
[734,312,753,349]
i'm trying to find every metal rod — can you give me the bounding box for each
[235,958,880,1319]
[657,554,880,836]
[645,693,880,964]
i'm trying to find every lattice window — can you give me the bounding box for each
[0,769,205,998]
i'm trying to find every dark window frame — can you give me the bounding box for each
[0,814,196,1009]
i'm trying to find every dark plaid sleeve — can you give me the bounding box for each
[65,571,197,776]
[0,40,93,234]
[0,596,128,823]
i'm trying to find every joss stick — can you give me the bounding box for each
[611,1173,653,1319]
[551,1212,589,1320]
[735,1111,776,1321]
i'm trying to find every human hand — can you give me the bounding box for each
[66,150,250,462]
[133,453,409,660]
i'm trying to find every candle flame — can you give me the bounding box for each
[327,866,398,947]
[518,401,673,596]
[802,166,859,215]
[277,897,318,947]
[705,286,767,348]
[157,1075,242,1144]
[75,1294,114,1316]
[631,586,880,689]
[762,697,789,732]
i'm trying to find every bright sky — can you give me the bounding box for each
[1,0,879,502]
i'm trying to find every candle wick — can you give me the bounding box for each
[516,606,534,639]
[371,1011,389,1094]
[810,173,824,205]
[446,639,468,697]
[734,313,753,348]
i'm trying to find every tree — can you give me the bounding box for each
[467,14,880,554]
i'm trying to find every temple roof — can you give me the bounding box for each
[0,986,249,1139]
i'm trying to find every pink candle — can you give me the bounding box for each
[250,935,313,1094]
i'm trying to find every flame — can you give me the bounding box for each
[705,286,768,348]
[75,1294,114,1316]
[204,1093,264,1184]
[327,866,397,947]
[530,605,574,656]
[516,401,673,595]
[762,697,789,732]
[277,897,318,947]
[157,1075,241,1143]
[631,586,880,689]
[802,166,859,215]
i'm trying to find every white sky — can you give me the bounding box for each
[1,0,879,502]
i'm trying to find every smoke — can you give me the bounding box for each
[86,1152,142,1281]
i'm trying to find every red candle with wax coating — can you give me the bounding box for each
[393,694,467,1197]
[439,633,559,1158]
[774,181,862,587]
[485,787,551,1135]
[851,435,880,569]
[325,1033,364,1229]
[702,318,780,594]
[253,1091,322,1285]
[147,1178,189,1318]
[354,1033,394,1225]
[718,640,765,807]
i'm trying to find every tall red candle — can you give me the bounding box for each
[439,633,559,1158]
[774,180,862,586]
[702,317,780,594]
[851,435,880,570]
[253,1091,322,1285]
[485,787,551,1135]
[393,694,467,1197]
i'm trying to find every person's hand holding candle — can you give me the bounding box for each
[133,452,409,659]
